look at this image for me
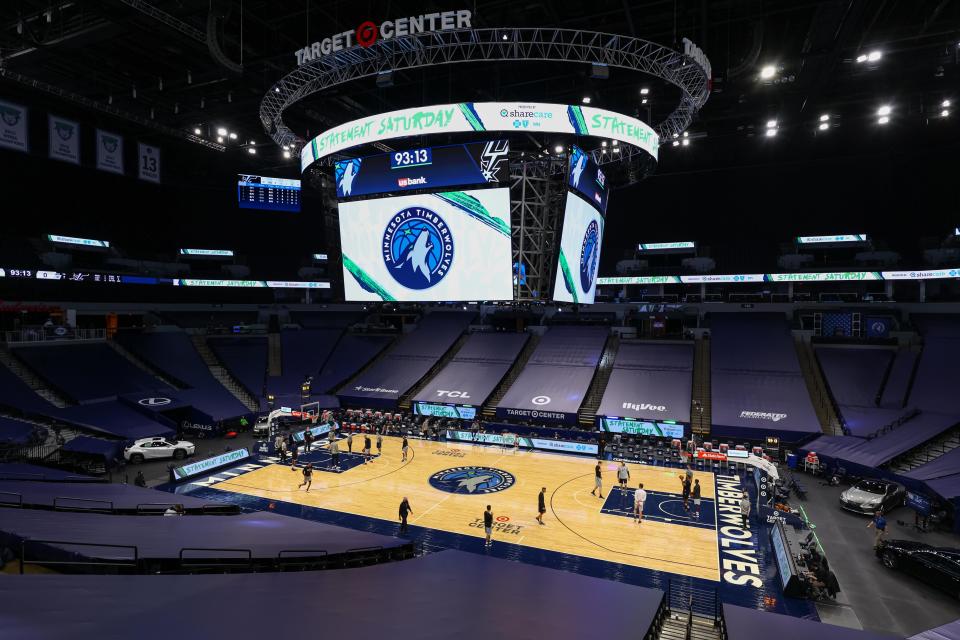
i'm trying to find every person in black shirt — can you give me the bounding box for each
[591,461,604,499]
[401,436,410,462]
[134,471,146,488]
[691,479,701,517]
[298,463,313,492]
[363,435,372,463]
[682,477,692,511]
[399,497,413,535]
[483,505,494,547]
[536,487,547,525]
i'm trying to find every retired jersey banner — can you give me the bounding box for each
[0,100,28,152]
[96,129,124,174]
[137,142,161,183]
[48,115,80,164]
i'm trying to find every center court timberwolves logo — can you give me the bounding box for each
[579,220,600,292]
[382,207,454,290]
[429,466,515,494]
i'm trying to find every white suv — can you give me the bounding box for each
[124,437,196,463]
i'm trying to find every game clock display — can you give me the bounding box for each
[391,148,432,169]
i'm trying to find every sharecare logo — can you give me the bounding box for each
[739,411,788,422]
[499,108,554,119]
[398,176,427,187]
[623,402,666,412]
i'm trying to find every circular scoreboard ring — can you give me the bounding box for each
[260,27,710,179]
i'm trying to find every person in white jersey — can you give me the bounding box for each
[634,482,647,523]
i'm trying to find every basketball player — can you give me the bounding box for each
[691,479,702,517]
[346,431,354,454]
[363,434,372,462]
[376,432,383,456]
[617,461,630,491]
[536,487,547,525]
[399,497,412,535]
[484,505,494,547]
[329,438,340,469]
[634,482,647,523]
[298,463,313,492]
[401,436,410,462]
[590,460,604,498]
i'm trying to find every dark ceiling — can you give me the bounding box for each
[1,0,959,271]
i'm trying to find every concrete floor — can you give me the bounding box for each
[797,477,960,637]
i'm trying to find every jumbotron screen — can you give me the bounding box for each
[237,174,301,212]
[338,187,513,302]
[553,192,604,304]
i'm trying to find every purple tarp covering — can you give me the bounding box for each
[387,312,475,359]
[60,436,124,460]
[53,401,174,440]
[910,618,960,640]
[723,604,898,640]
[0,416,36,444]
[879,349,917,409]
[528,326,608,367]
[292,310,366,329]
[209,337,267,400]
[904,447,960,481]
[711,372,821,438]
[0,480,215,509]
[908,337,960,414]
[614,342,693,370]
[816,347,893,407]
[838,406,914,438]
[0,551,664,640]
[314,334,393,393]
[453,332,529,362]
[0,462,98,482]
[268,328,343,395]
[414,361,513,405]
[0,363,53,413]
[0,509,405,560]
[710,313,800,374]
[804,411,960,467]
[597,368,692,422]
[495,365,597,424]
[13,343,171,403]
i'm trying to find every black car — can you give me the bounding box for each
[839,479,905,514]
[878,540,960,599]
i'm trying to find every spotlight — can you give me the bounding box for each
[877,105,891,117]
[681,138,690,146]
[217,127,227,136]
[554,145,563,153]
[582,96,591,104]
[274,87,280,92]
[612,140,619,146]
[640,87,649,95]
[819,114,830,122]
[818,123,829,131]
[502,33,508,41]
[878,116,890,125]
[217,136,224,143]
[942,109,950,118]
[765,128,777,137]
[247,147,256,154]
[229,132,237,140]
[682,131,689,138]
[282,145,289,150]
[942,100,951,108]
[193,127,201,135]
[672,140,680,147]
[867,50,882,62]
[760,65,776,79]
[601,141,607,147]
[641,98,648,105]
[283,151,291,158]
[766,119,778,129]
[856,54,868,63]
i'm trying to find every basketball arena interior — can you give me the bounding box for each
[1,1,960,638]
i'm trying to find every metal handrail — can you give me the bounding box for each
[20,539,138,574]
[177,547,253,568]
[52,497,114,513]
[135,503,183,514]
[0,491,23,507]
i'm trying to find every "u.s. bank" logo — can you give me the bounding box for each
[429,466,515,494]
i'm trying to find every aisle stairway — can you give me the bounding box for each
[578,334,619,427]
[190,335,260,412]
[0,345,71,408]
[482,333,541,419]
[691,336,711,437]
[794,336,843,436]
[106,339,184,390]
[888,423,960,473]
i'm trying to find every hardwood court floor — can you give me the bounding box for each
[211,436,720,581]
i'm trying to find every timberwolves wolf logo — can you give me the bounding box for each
[0,104,21,127]
[382,207,454,290]
[101,135,119,153]
[579,220,600,292]
[54,121,74,141]
[336,158,361,197]
[570,153,587,187]
[429,466,515,494]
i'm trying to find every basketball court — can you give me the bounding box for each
[200,435,721,581]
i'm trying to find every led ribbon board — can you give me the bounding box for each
[302,102,659,172]
[47,234,110,248]
[413,403,477,420]
[171,448,250,481]
[796,234,868,244]
[637,242,695,253]
[179,249,234,257]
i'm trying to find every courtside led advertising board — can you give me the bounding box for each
[338,187,512,301]
[553,192,604,304]
[568,145,608,213]
[334,140,510,199]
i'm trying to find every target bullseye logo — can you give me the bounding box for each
[531,395,551,406]
[356,21,379,47]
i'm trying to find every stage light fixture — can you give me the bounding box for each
[867,50,882,62]
[819,114,830,122]
[217,127,227,136]
[582,96,591,104]
[878,116,890,125]
[942,109,950,118]
[877,105,891,117]
[601,141,607,147]
[217,136,224,143]
[672,140,680,147]
[554,145,563,153]
[682,131,689,138]
[274,87,280,92]
[681,139,690,146]
[247,148,256,154]
[641,98,648,104]
[229,132,237,140]
[760,65,776,79]
[193,127,201,135]
[766,119,778,129]
[612,140,619,145]
[818,123,829,131]
[502,33,508,40]
[283,151,291,158]
[942,100,951,108]
[765,128,777,137]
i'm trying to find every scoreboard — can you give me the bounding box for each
[237,174,301,212]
